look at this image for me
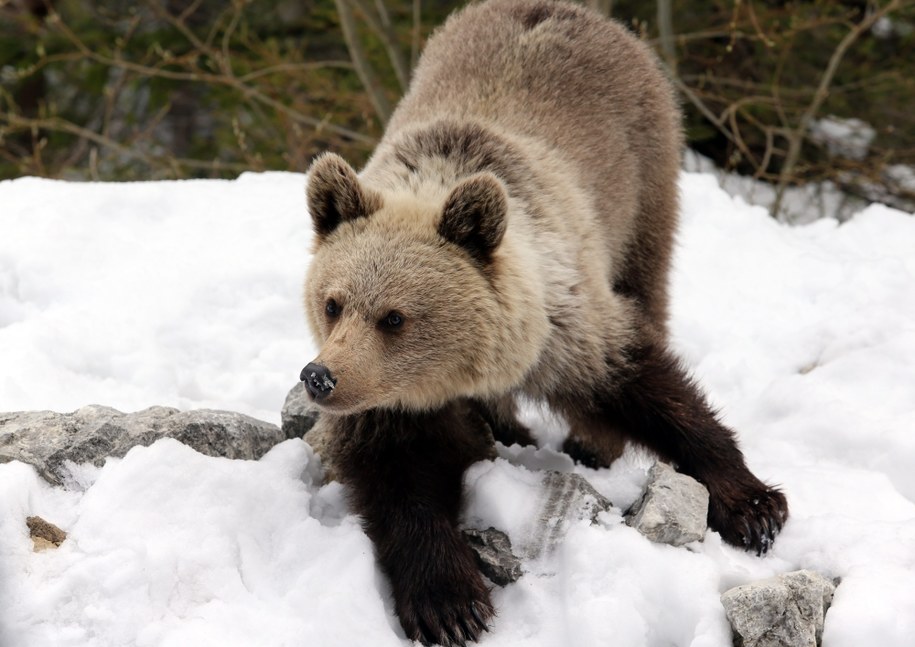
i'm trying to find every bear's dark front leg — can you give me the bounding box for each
[334,403,495,646]
[561,342,788,554]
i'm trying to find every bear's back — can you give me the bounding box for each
[390,0,665,139]
[384,0,682,318]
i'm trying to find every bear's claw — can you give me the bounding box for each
[708,480,788,555]
[400,593,494,646]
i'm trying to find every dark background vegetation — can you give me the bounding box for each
[1,0,913,216]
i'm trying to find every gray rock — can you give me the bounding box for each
[721,570,837,647]
[522,471,614,558]
[539,471,614,524]
[463,527,523,586]
[281,382,320,440]
[626,462,709,546]
[0,405,284,485]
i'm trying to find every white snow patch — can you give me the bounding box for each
[0,172,310,424]
[809,116,876,161]
[683,149,871,224]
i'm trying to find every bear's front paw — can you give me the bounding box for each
[395,574,494,646]
[708,478,788,556]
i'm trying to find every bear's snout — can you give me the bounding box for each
[301,362,337,401]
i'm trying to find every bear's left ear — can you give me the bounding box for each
[306,152,382,240]
[438,173,507,264]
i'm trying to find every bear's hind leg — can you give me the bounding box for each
[561,418,627,469]
[336,403,495,645]
[556,342,788,554]
[479,395,535,448]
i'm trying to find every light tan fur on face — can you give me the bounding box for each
[304,0,683,424]
[305,184,550,413]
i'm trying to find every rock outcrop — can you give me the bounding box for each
[281,382,320,440]
[0,405,284,485]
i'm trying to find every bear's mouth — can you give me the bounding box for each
[300,383,370,416]
[299,362,383,415]
[309,397,370,416]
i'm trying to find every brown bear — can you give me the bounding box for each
[300,0,789,644]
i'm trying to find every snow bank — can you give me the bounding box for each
[1,171,914,645]
[0,173,309,424]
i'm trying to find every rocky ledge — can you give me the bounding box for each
[0,405,289,485]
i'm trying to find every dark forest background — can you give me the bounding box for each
[1,0,913,217]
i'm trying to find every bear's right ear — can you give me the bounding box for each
[306,153,382,239]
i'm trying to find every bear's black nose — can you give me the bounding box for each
[301,362,337,400]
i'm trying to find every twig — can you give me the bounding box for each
[661,63,745,160]
[5,113,163,172]
[4,114,256,176]
[656,0,676,74]
[220,1,244,77]
[411,0,421,70]
[334,0,392,125]
[238,61,353,83]
[351,0,410,91]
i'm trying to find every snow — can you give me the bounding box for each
[0,173,309,424]
[809,116,876,162]
[886,163,915,193]
[683,149,871,224]
[2,170,915,646]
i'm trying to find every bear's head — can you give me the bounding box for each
[301,152,535,414]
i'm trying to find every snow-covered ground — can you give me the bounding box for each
[1,171,914,646]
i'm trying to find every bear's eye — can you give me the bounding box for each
[380,311,405,330]
[325,299,340,318]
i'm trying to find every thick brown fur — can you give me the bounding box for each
[321,400,497,646]
[301,0,788,643]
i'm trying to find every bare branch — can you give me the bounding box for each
[334,0,393,125]
[4,113,257,176]
[411,0,421,70]
[656,0,676,73]
[220,1,244,76]
[237,61,354,83]
[661,62,744,158]
[351,0,410,91]
[5,113,163,172]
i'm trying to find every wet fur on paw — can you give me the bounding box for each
[394,547,495,646]
[708,476,789,555]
